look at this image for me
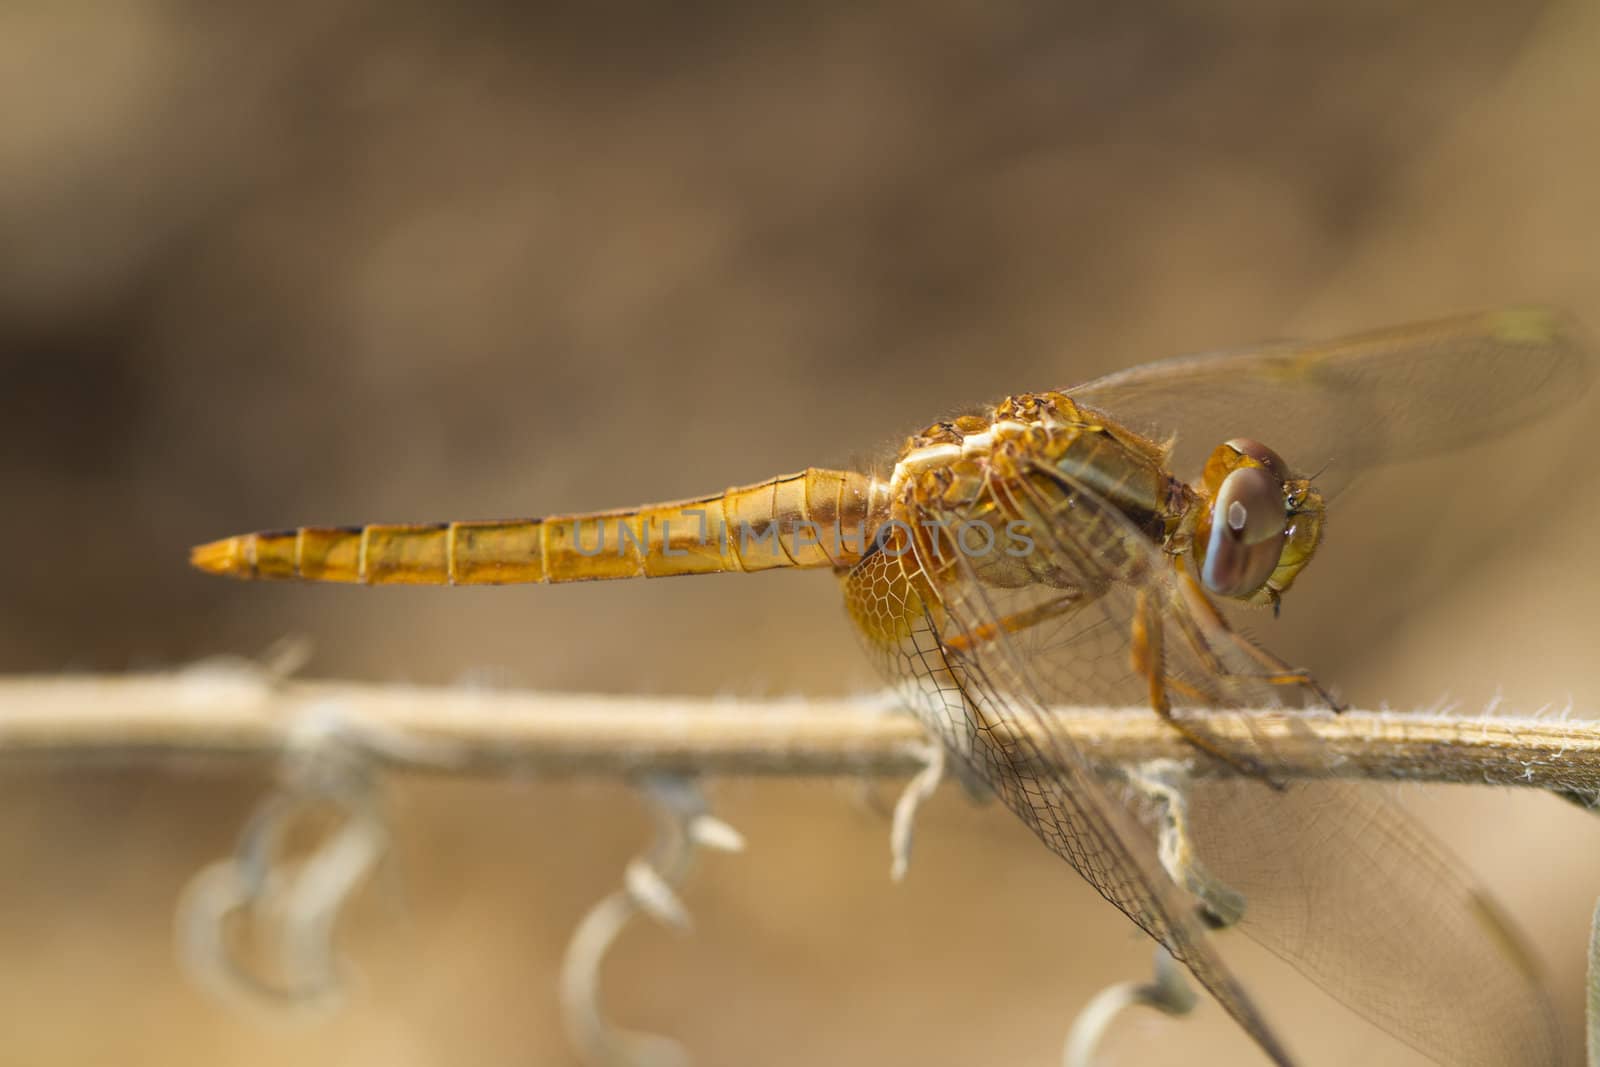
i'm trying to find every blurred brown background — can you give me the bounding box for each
[3,2,1600,1064]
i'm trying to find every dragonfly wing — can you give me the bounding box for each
[844,541,1299,1066]
[904,459,1559,1066]
[1067,308,1593,497]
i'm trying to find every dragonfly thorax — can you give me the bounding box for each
[885,394,1326,614]
[880,393,1188,592]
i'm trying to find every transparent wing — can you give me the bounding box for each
[843,541,1299,1066]
[1068,308,1593,496]
[893,461,1561,1067]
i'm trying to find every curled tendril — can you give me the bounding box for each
[1063,948,1197,1067]
[1057,760,1251,1064]
[1125,759,1246,928]
[176,696,465,1020]
[559,775,744,1067]
[889,739,946,883]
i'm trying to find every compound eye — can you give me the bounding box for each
[1201,465,1287,597]
[1225,438,1290,481]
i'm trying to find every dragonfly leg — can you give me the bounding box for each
[939,589,1089,656]
[1171,564,1343,711]
[1132,587,1275,781]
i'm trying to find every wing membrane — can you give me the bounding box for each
[872,460,1560,1066]
[844,541,1299,1065]
[1068,308,1592,496]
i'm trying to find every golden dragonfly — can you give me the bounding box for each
[193,309,1591,1065]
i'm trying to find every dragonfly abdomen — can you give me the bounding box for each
[189,468,891,585]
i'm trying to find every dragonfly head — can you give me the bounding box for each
[1192,438,1325,612]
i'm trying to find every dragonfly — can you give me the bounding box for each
[192,308,1591,1065]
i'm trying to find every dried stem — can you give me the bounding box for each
[0,671,1596,793]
